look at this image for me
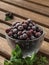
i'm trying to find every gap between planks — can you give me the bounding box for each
[0,1,49,28]
[26,0,49,7]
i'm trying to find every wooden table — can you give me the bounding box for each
[0,0,49,65]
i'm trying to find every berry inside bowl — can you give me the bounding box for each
[5,19,44,57]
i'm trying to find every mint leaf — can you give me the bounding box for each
[4,44,48,65]
[11,44,22,58]
[5,16,11,21]
[25,57,31,65]
[4,60,9,65]
[11,58,23,65]
[4,60,13,65]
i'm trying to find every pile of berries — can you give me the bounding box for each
[6,19,43,40]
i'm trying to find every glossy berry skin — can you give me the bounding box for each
[6,28,11,33]
[32,22,35,26]
[32,26,36,31]
[22,23,27,29]
[27,26,31,30]
[26,31,32,37]
[15,23,21,28]
[27,19,32,23]
[18,25,23,31]
[35,32,41,38]
[13,34,18,39]
[29,23,33,27]
[22,33,28,39]
[22,30,27,34]
[8,31,12,36]
[12,29,17,34]
[30,29,33,33]
[17,31,22,36]
[31,36,35,40]
[19,35,23,40]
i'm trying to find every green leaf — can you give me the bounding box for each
[4,60,13,65]
[11,58,23,65]
[25,57,31,65]
[5,16,11,21]
[4,60,9,65]
[12,44,22,58]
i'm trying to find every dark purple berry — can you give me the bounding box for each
[18,25,23,31]
[36,26,40,32]
[12,29,17,34]
[30,29,33,33]
[15,23,21,28]
[31,36,35,39]
[22,23,27,29]
[32,26,36,31]
[13,34,18,39]
[6,28,11,33]
[19,35,23,40]
[8,31,12,36]
[27,26,31,30]
[27,19,32,23]
[35,32,41,38]
[22,30,27,34]
[17,31,22,36]
[26,31,32,37]
[23,33,28,39]
[29,23,33,27]
[27,38,30,40]
[33,31,36,34]
[40,29,43,34]
[32,22,35,26]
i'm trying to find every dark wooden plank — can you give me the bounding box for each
[0,37,12,56]
[26,0,49,7]
[0,0,49,17]
[0,11,49,42]
[0,2,49,28]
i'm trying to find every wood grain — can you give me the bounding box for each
[0,56,5,65]
[27,0,49,7]
[0,2,49,28]
[1,0,49,17]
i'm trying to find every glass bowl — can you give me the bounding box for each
[5,28,44,57]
